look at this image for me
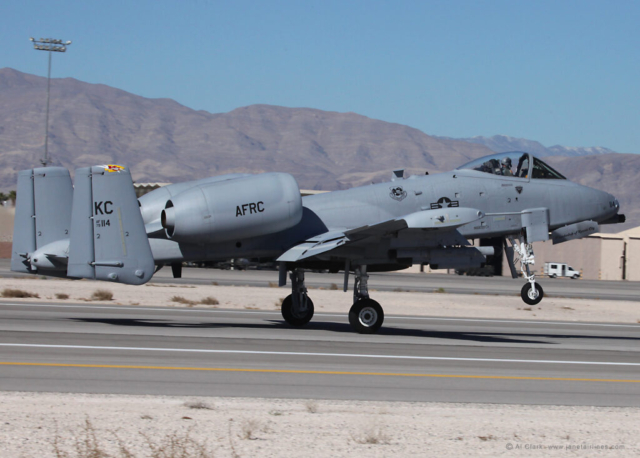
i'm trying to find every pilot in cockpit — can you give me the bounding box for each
[500,157,513,176]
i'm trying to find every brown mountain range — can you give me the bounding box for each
[0,67,637,231]
[0,68,491,190]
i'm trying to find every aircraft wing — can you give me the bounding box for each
[277,207,483,262]
[276,231,349,262]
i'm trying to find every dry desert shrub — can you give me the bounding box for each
[305,400,318,413]
[1,288,39,298]
[329,283,339,290]
[352,424,392,445]
[142,430,212,458]
[51,418,214,458]
[55,293,70,300]
[268,281,279,288]
[199,296,219,306]
[91,289,113,301]
[183,400,214,410]
[240,419,264,440]
[478,434,497,441]
[52,419,109,458]
[171,295,196,306]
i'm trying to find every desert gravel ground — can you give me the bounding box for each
[1,277,639,457]
[0,393,637,457]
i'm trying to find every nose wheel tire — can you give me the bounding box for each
[521,283,544,305]
[281,295,314,327]
[349,299,384,334]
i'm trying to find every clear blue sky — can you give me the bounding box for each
[3,0,639,153]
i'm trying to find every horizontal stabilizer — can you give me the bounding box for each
[145,220,165,237]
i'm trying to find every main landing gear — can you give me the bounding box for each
[279,265,385,334]
[281,269,314,326]
[509,236,544,305]
[348,265,384,334]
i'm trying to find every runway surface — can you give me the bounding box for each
[1,301,639,406]
[2,259,640,301]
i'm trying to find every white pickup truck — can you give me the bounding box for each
[544,262,580,279]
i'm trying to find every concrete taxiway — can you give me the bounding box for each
[155,266,640,302]
[1,301,638,406]
[2,259,639,301]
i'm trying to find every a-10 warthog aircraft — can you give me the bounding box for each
[11,152,625,333]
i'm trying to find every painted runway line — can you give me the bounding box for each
[0,361,638,383]
[1,343,639,366]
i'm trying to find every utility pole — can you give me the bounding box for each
[30,37,72,167]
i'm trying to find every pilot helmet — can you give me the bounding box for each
[501,157,512,167]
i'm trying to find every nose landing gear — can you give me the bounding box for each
[509,237,544,305]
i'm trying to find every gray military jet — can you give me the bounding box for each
[11,152,624,333]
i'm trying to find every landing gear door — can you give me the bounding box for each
[521,208,549,243]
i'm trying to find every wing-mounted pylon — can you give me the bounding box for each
[551,220,599,244]
[277,207,484,263]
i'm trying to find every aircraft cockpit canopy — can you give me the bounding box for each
[457,152,566,179]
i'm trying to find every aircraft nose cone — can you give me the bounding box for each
[606,192,619,211]
[597,191,621,222]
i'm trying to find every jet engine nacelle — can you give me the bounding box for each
[161,173,303,243]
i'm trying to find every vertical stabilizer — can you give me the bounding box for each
[33,167,73,247]
[68,165,154,285]
[11,167,73,273]
[67,167,95,279]
[11,170,36,273]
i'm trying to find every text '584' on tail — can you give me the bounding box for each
[67,165,154,285]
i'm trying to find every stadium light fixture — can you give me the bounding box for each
[30,37,72,167]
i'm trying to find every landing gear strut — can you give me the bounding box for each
[281,269,314,326]
[509,237,544,305]
[348,265,384,334]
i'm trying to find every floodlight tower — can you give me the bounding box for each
[30,37,72,167]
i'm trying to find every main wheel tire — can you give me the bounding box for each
[521,283,544,305]
[281,294,314,327]
[348,299,384,334]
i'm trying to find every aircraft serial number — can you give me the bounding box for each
[95,219,111,227]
